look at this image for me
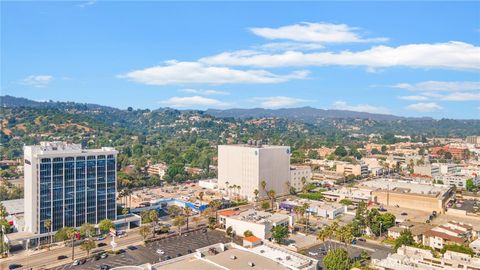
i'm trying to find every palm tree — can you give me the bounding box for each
[198,191,205,202]
[184,207,192,230]
[267,189,276,211]
[293,205,302,221]
[261,180,267,196]
[301,177,307,193]
[149,210,159,237]
[66,228,78,261]
[208,200,222,226]
[172,216,186,236]
[122,207,129,230]
[44,219,52,248]
[225,181,229,196]
[192,216,201,228]
[236,186,241,201]
[302,202,310,232]
[253,189,259,207]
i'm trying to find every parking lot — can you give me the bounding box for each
[304,240,392,269]
[51,230,230,270]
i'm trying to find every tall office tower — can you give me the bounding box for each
[218,141,291,201]
[24,142,117,234]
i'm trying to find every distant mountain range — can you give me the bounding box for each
[1,95,433,122]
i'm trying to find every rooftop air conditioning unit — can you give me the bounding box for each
[248,262,255,267]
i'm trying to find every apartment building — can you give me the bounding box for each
[336,162,368,177]
[423,221,473,250]
[431,145,468,160]
[218,142,291,201]
[290,165,312,192]
[24,142,117,234]
[438,173,476,189]
[374,245,480,270]
[466,136,480,146]
[414,163,441,177]
[147,163,168,179]
[387,221,434,243]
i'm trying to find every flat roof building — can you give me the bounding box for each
[218,143,291,201]
[23,141,118,234]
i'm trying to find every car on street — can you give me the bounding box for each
[157,249,165,255]
[96,235,106,241]
[98,242,107,247]
[72,260,80,266]
[308,251,318,256]
[100,265,110,270]
[8,264,22,270]
[100,253,108,259]
[401,212,408,216]
[57,255,68,260]
[127,245,137,250]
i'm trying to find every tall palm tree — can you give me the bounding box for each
[301,177,307,193]
[267,189,276,211]
[122,207,129,230]
[225,181,229,196]
[261,180,267,196]
[236,186,241,201]
[208,200,222,226]
[302,202,310,232]
[44,219,52,248]
[66,228,78,261]
[184,207,192,230]
[253,189,259,207]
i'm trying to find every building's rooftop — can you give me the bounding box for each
[361,178,451,197]
[230,209,289,225]
[219,143,289,149]
[1,199,24,215]
[26,141,116,155]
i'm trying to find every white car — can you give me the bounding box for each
[156,249,165,255]
[72,260,80,266]
[308,251,318,256]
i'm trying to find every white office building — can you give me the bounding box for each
[24,142,118,234]
[290,165,312,192]
[218,142,291,201]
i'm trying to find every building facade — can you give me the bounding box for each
[218,143,291,201]
[24,142,117,234]
[290,166,312,192]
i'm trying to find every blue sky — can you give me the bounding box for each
[2,1,479,119]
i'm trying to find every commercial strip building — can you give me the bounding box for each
[373,245,480,270]
[153,242,318,270]
[360,179,454,212]
[218,209,292,240]
[438,173,478,189]
[335,162,368,177]
[466,136,480,146]
[279,199,345,220]
[218,143,291,201]
[322,187,372,203]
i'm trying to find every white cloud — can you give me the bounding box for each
[21,75,53,87]
[179,88,229,95]
[256,42,325,51]
[200,42,480,71]
[78,0,96,8]
[160,96,230,108]
[119,61,309,85]
[393,81,480,91]
[250,22,387,44]
[253,96,308,108]
[398,95,429,101]
[439,92,480,101]
[406,102,443,112]
[333,101,390,114]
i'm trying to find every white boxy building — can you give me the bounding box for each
[218,143,291,201]
[218,209,293,240]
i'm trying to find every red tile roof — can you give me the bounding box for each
[244,236,261,243]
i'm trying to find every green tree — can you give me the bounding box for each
[334,146,348,157]
[149,210,159,237]
[323,248,351,270]
[243,230,253,237]
[122,207,130,229]
[208,199,222,225]
[466,178,475,191]
[79,223,95,238]
[394,229,415,251]
[172,215,186,235]
[440,244,475,256]
[271,225,289,244]
[98,219,115,233]
[44,219,52,246]
[339,199,353,206]
[261,201,270,211]
[80,239,96,256]
[139,225,151,240]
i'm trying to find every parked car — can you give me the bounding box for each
[8,264,22,270]
[127,245,137,250]
[100,253,108,259]
[96,235,106,241]
[98,242,107,247]
[72,260,80,266]
[157,249,165,255]
[308,251,318,256]
[100,265,110,270]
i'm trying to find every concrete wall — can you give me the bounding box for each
[373,191,443,212]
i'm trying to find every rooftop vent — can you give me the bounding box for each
[248,262,255,267]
